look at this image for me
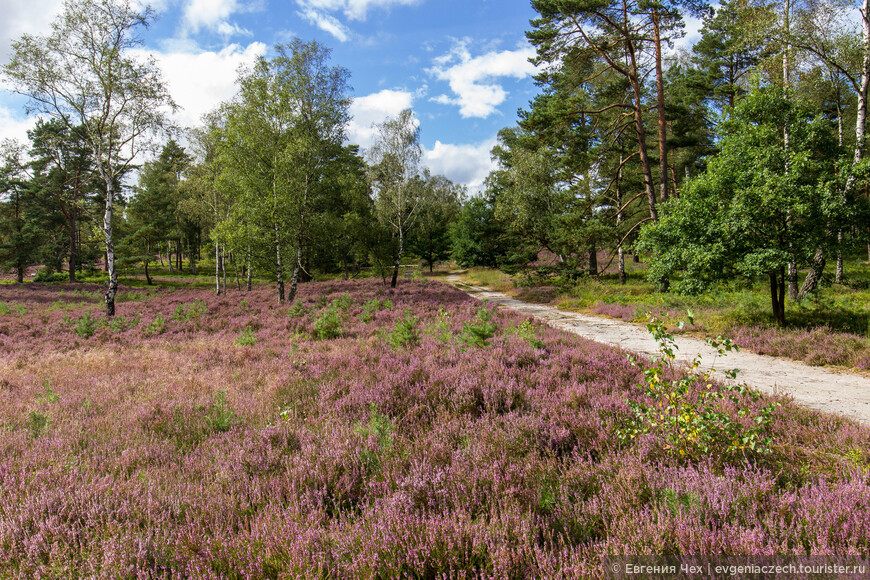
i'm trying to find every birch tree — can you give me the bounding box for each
[3,0,175,316]
[221,40,350,303]
[367,109,423,288]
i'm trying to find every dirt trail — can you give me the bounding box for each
[447,275,870,425]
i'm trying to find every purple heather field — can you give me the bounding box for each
[0,279,869,578]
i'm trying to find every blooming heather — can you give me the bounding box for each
[0,279,869,578]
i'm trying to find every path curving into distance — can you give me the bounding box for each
[446,275,870,425]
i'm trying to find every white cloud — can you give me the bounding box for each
[297,8,351,42]
[423,137,497,193]
[427,39,538,119]
[671,14,704,53]
[294,0,420,41]
[347,88,414,150]
[0,0,64,61]
[139,42,267,129]
[0,104,40,146]
[180,0,262,37]
[298,0,420,21]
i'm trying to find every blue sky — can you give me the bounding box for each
[0,0,548,191]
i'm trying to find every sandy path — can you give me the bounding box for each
[447,276,870,425]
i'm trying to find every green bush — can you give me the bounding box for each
[618,317,778,463]
[312,303,343,340]
[426,307,453,343]
[208,390,237,433]
[34,269,68,283]
[108,315,139,333]
[460,304,498,347]
[388,311,420,349]
[146,314,166,335]
[0,302,26,315]
[509,319,545,349]
[235,327,257,346]
[171,299,207,322]
[75,312,99,338]
[287,301,308,318]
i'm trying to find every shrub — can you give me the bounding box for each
[287,301,308,318]
[146,314,166,335]
[0,302,26,315]
[74,312,99,338]
[108,315,139,333]
[354,405,395,473]
[509,318,545,349]
[426,307,453,343]
[460,304,498,347]
[388,311,420,349]
[171,299,207,322]
[235,326,257,346]
[359,297,392,323]
[28,411,49,438]
[208,390,237,433]
[618,317,778,463]
[312,302,343,340]
[33,269,68,283]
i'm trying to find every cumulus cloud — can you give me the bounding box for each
[297,8,352,42]
[0,0,64,61]
[298,0,420,21]
[294,0,420,42]
[137,42,267,129]
[0,104,41,146]
[347,89,415,150]
[427,39,537,119]
[423,137,497,193]
[180,0,263,37]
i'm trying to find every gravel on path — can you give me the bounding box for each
[447,276,870,425]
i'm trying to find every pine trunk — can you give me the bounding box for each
[652,7,669,203]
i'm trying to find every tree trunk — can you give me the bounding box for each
[770,269,786,326]
[103,176,117,318]
[246,247,252,292]
[68,211,77,283]
[797,248,826,301]
[275,222,285,303]
[221,248,227,296]
[652,7,669,203]
[588,241,598,277]
[618,246,626,285]
[836,230,844,284]
[391,230,403,288]
[167,240,173,273]
[144,260,152,286]
[215,243,221,296]
[288,246,302,304]
[629,65,658,222]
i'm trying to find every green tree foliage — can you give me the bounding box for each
[407,173,463,273]
[27,120,98,282]
[0,142,38,283]
[368,109,424,288]
[4,0,175,315]
[125,140,192,285]
[450,195,515,269]
[218,40,351,303]
[638,85,842,324]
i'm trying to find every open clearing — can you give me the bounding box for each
[449,275,870,425]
